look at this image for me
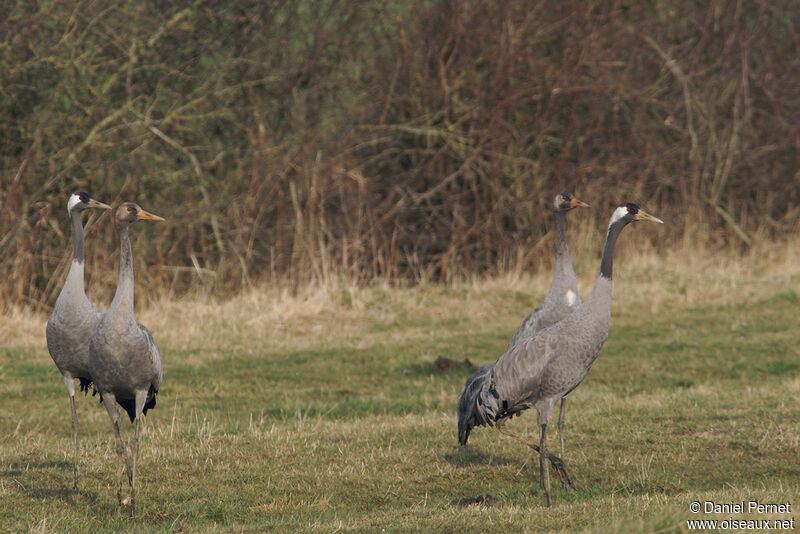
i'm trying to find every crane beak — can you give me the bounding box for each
[570,198,590,209]
[635,209,663,224]
[88,199,112,210]
[136,209,165,222]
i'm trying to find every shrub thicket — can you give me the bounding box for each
[1,1,798,307]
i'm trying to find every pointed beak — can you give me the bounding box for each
[136,209,165,222]
[88,199,112,210]
[635,209,663,224]
[570,197,590,209]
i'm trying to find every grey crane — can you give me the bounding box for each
[89,202,164,519]
[506,192,589,468]
[46,191,111,491]
[459,192,589,452]
[458,202,663,507]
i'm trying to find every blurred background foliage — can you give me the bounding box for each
[1,0,798,308]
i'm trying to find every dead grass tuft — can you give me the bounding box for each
[0,306,46,347]
[4,239,799,352]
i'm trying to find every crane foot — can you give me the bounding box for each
[546,453,575,490]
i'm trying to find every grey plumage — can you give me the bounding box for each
[507,192,589,350]
[459,202,663,507]
[89,202,164,519]
[45,191,111,491]
[458,192,588,447]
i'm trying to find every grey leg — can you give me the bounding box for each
[540,423,552,507]
[130,391,147,520]
[558,397,566,489]
[494,418,574,491]
[63,376,79,492]
[102,394,132,515]
[539,432,545,490]
[69,394,79,491]
[130,416,139,520]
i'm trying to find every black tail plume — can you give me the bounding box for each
[100,387,158,423]
[78,377,93,395]
[457,364,493,445]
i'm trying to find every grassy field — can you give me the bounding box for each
[1,245,799,533]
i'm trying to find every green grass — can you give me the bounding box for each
[1,280,799,532]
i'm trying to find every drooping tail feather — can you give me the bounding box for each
[99,386,158,423]
[78,377,93,395]
[457,364,493,445]
[117,394,157,423]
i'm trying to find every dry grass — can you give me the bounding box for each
[6,236,798,350]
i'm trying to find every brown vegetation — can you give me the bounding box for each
[1,1,798,309]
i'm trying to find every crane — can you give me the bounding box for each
[458,202,663,506]
[460,192,589,477]
[89,202,164,519]
[46,191,111,491]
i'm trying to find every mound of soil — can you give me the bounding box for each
[433,356,474,373]
[454,495,496,506]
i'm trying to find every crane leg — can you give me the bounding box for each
[70,394,79,492]
[494,418,575,491]
[539,440,545,490]
[102,394,132,516]
[558,397,567,489]
[63,376,80,492]
[540,423,552,507]
[130,416,139,520]
[130,391,147,521]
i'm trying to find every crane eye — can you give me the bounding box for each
[127,207,135,213]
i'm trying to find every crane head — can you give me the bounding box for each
[116,202,166,224]
[68,191,111,213]
[554,191,590,212]
[610,202,663,226]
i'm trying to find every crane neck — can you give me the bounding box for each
[109,221,136,316]
[599,219,628,280]
[581,217,631,328]
[583,221,623,317]
[61,208,88,295]
[69,208,87,265]
[553,210,571,270]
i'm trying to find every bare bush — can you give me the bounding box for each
[0,0,797,309]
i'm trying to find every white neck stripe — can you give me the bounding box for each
[67,193,82,212]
